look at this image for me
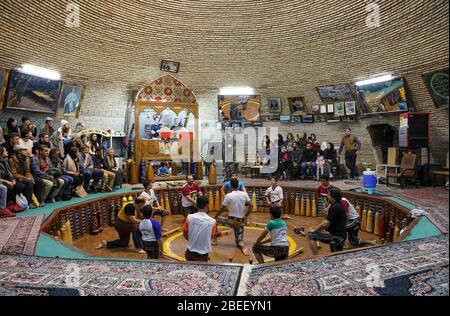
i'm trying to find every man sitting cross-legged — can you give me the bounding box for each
[215,178,253,256]
[183,196,217,262]
[307,187,347,255]
[253,205,290,264]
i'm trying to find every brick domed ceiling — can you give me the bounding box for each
[0,0,448,89]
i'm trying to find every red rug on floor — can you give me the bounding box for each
[0,215,44,256]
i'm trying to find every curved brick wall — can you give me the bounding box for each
[0,0,448,163]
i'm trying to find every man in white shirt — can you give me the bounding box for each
[265,177,291,219]
[183,196,217,262]
[341,197,377,247]
[18,128,34,157]
[139,180,169,231]
[215,179,253,256]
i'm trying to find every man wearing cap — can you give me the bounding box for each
[20,117,37,139]
[8,144,37,208]
[58,120,74,143]
[42,117,55,136]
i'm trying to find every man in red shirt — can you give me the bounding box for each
[181,175,203,217]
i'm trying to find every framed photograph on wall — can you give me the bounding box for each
[161,60,180,73]
[310,104,321,115]
[56,83,85,118]
[345,101,357,116]
[320,104,327,114]
[0,68,9,109]
[422,68,448,108]
[288,97,307,116]
[268,97,282,113]
[327,103,334,113]
[334,102,345,117]
[301,115,315,123]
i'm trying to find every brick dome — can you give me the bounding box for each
[0,0,448,89]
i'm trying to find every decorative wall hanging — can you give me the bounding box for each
[422,68,449,108]
[161,60,180,73]
[316,83,354,102]
[0,67,8,110]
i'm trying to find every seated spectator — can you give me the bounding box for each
[301,143,318,179]
[296,132,308,149]
[9,145,37,208]
[78,145,104,193]
[32,133,51,155]
[104,148,124,188]
[323,142,338,178]
[58,120,74,144]
[50,131,65,158]
[277,145,290,180]
[5,118,20,142]
[253,206,290,264]
[20,117,38,139]
[18,128,34,157]
[49,148,74,200]
[139,205,163,259]
[158,161,170,176]
[183,196,217,262]
[308,187,347,255]
[309,133,321,150]
[0,146,28,203]
[31,145,63,204]
[41,117,55,137]
[4,133,20,157]
[63,147,84,191]
[86,134,101,156]
[0,127,4,146]
[285,133,296,152]
[0,183,6,210]
[288,142,302,180]
[93,149,115,192]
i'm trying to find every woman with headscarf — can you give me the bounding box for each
[323,142,338,178]
[5,118,20,142]
[86,134,101,156]
[50,131,65,158]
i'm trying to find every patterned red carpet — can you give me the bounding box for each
[0,215,44,256]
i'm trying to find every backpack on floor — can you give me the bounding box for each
[61,191,73,201]
[15,194,29,211]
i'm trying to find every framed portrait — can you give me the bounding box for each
[5,68,62,113]
[310,104,321,115]
[320,104,328,114]
[268,97,282,113]
[291,115,302,123]
[327,103,334,113]
[161,60,180,73]
[334,102,345,117]
[0,68,9,109]
[301,115,315,123]
[288,97,306,116]
[56,83,85,118]
[345,101,357,116]
[422,68,448,108]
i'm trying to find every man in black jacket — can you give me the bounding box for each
[300,143,318,179]
[288,142,303,180]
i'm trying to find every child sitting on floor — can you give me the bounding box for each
[139,205,163,259]
[252,206,290,264]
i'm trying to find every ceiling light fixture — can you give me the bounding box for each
[20,64,61,80]
[220,87,254,95]
[355,74,393,86]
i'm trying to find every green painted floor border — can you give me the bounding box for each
[405,217,442,241]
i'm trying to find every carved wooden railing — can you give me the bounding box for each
[42,185,415,245]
